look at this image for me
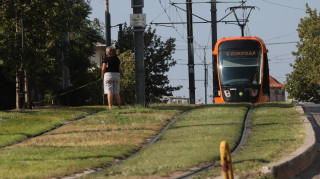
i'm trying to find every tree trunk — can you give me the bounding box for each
[24,69,29,108]
[16,71,20,109]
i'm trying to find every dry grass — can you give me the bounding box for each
[0,104,194,179]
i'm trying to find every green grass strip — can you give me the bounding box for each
[197,102,305,179]
[91,103,250,178]
[0,104,193,179]
[0,106,105,147]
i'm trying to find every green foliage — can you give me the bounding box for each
[0,0,104,108]
[286,4,320,103]
[115,24,182,104]
[119,51,136,104]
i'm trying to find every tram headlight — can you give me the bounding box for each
[224,90,231,98]
[252,89,258,97]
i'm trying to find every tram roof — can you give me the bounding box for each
[213,36,268,55]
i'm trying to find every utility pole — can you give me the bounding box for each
[229,0,257,37]
[118,24,123,40]
[186,0,195,104]
[204,48,208,104]
[105,0,111,46]
[211,0,218,103]
[131,0,145,106]
[103,0,111,105]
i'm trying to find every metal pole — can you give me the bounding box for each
[241,25,244,37]
[204,48,208,104]
[211,0,217,103]
[105,0,111,46]
[118,24,123,40]
[186,0,195,104]
[103,0,111,105]
[132,0,145,106]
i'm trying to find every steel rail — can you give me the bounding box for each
[64,106,253,179]
[175,106,253,179]
[63,110,192,179]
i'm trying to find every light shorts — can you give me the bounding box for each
[104,72,120,94]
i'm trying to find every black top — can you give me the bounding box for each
[103,56,120,73]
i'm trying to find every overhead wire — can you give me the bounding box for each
[156,0,249,98]
[158,0,188,42]
[261,0,306,11]
[168,0,208,65]
[264,32,298,42]
[265,41,298,45]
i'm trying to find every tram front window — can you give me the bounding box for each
[218,50,262,86]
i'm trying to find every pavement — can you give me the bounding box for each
[292,102,320,179]
[261,102,320,179]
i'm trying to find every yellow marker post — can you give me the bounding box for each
[220,141,234,179]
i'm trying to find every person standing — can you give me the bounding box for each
[101,46,121,109]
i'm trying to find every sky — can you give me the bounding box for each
[89,0,320,103]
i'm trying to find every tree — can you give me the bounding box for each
[118,51,136,105]
[286,4,320,103]
[0,0,104,108]
[115,25,182,104]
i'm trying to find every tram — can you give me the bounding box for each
[212,37,270,103]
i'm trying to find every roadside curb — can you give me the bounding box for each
[261,105,317,179]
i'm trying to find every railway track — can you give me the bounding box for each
[175,106,253,179]
[65,106,252,179]
[63,110,192,179]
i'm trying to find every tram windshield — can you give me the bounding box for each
[218,49,262,86]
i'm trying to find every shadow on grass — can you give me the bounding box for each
[66,154,122,160]
[148,103,251,112]
[170,122,243,130]
[46,127,160,136]
[2,110,39,115]
[199,103,251,108]
[252,122,282,127]
[233,158,270,165]
[260,138,298,142]
[2,106,105,114]
[254,102,294,109]
[148,105,194,111]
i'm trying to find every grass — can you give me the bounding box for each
[0,106,106,147]
[89,103,251,178]
[197,102,305,179]
[0,104,194,179]
[0,103,304,179]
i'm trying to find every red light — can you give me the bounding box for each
[252,89,258,97]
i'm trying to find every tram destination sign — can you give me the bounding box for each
[221,50,259,58]
[226,51,257,56]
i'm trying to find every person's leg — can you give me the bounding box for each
[107,93,113,110]
[115,94,121,108]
